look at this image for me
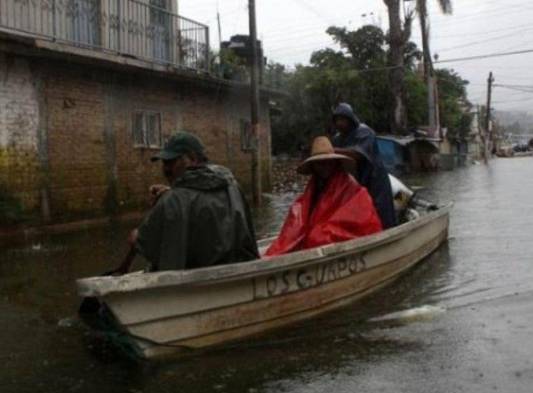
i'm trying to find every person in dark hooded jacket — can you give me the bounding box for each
[123,132,259,272]
[331,103,397,229]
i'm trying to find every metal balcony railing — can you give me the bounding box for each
[0,0,210,71]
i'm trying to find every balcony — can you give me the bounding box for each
[0,0,210,72]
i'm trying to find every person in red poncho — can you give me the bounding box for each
[265,136,383,256]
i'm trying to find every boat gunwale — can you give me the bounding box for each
[77,203,452,297]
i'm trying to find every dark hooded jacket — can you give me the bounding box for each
[135,165,259,271]
[331,103,397,229]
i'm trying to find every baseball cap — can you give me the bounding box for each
[151,132,205,162]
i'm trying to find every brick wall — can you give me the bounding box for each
[45,64,108,219]
[0,52,272,225]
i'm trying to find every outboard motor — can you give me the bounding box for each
[389,175,414,212]
[389,175,438,223]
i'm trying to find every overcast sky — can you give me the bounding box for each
[180,0,533,113]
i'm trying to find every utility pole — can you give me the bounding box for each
[477,104,483,161]
[217,10,222,49]
[484,71,494,163]
[248,0,262,205]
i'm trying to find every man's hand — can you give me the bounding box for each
[127,228,138,246]
[149,184,170,206]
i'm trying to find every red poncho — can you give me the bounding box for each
[265,170,383,256]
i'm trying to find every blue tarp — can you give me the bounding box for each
[376,137,407,174]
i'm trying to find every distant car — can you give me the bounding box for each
[513,144,528,153]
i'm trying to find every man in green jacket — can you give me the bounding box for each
[122,132,259,272]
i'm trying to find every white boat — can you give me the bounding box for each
[77,203,451,359]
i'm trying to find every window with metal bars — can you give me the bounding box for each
[132,111,162,148]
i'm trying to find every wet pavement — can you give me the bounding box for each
[1,157,533,393]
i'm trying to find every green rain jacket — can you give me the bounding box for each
[135,165,259,271]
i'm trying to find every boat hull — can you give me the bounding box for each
[77,205,451,359]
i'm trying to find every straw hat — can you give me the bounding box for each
[297,136,355,175]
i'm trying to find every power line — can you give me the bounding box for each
[268,47,533,77]
[263,22,533,55]
[494,84,533,89]
[265,19,533,49]
[424,1,533,29]
[496,89,533,97]
[434,48,533,64]
[493,86,533,96]
[492,96,533,104]
[413,21,533,40]
[270,44,533,69]
[494,75,533,82]
[182,0,533,36]
[292,0,337,25]
[189,0,533,45]
[265,13,533,59]
[436,27,533,53]
[263,4,533,43]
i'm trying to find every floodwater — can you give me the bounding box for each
[2,157,533,393]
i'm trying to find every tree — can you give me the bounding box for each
[264,61,290,89]
[383,0,414,134]
[270,25,427,154]
[326,25,387,70]
[314,25,393,130]
[405,71,428,127]
[218,48,249,81]
[435,68,471,141]
[416,0,453,129]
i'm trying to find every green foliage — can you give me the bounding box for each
[264,62,290,89]
[405,72,428,127]
[436,68,472,141]
[218,48,249,81]
[326,25,387,70]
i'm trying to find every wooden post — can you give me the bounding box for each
[248,0,261,206]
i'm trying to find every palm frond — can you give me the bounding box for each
[415,0,453,16]
[436,0,453,14]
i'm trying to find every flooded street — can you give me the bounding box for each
[2,157,533,393]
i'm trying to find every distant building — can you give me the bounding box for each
[0,0,275,225]
[439,111,483,170]
[467,111,483,161]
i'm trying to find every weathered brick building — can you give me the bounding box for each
[0,0,273,226]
